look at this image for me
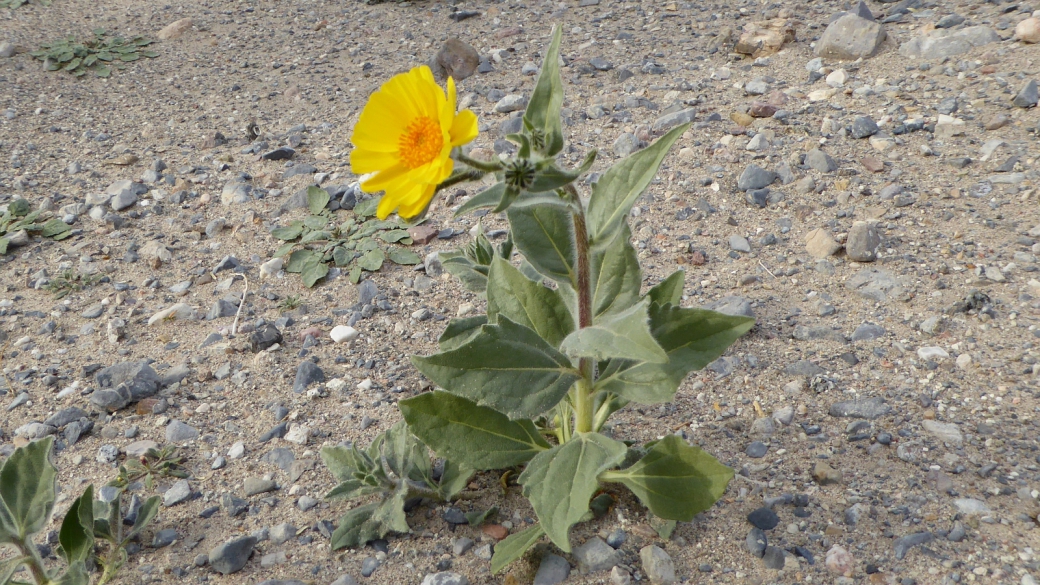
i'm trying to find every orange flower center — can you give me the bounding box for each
[399,116,444,169]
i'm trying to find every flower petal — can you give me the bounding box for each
[397,184,437,219]
[361,164,409,192]
[351,147,400,175]
[449,109,479,147]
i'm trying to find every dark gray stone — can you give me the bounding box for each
[208,536,256,574]
[573,537,620,573]
[152,528,178,548]
[762,546,785,569]
[1013,80,1038,109]
[293,361,325,393]
[805,149,838,172]
[746,441,768,458]
[747,507,779,530]
[533,554,570,585]
[163,479,192,506]
[851,323,885,342]
[44,407,88,429]
[165,420,198,443]
[90,361,161,412]
[207,299,238,321]
[260,147,295,161]
[746,528,767,557]
[845,221,881,262]
[829,397,891,419]
[737,164,777,191]
[250,324,283,352]
[894,531,934,560]
[851,116,879,139]
[707,296,754,318]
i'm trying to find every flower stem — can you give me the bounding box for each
[14,541,52,585]
[455,152,504,173]
[569,187,595,434]
[436,169,485,193]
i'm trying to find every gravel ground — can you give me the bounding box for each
[1,0,1040,584]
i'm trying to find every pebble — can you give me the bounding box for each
[746,528,767,557]
[1013,80,1039,108]
[805,149,838,172]
[805,228,841,259]
[208,536,256,575]
[761,546,785,569]
[893,531,933,560]
[639,546,676,585]
[420,573,468,585]
[829,397,890,419]
[533,554,571,585]
[270,522,297,545]
[737,164,777,191]
[815,14,886,60]
[845,221,881,262]
[165,420,199,443]
[813,462,843,485]
[573,537,621,573]
[1016,17,1040,43]
[748,507,779,530]
[825,545,854,576]
[330,325,359,343]
[746,441,768,458]
[293,361,325,393]
[164,479,192,506]
[244,478,278,496]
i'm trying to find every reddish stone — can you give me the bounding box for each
[860,156,884,173]
[408,225,439,245]
[298,327,323,342]
[690,250,707,265]
[136,398,160,415]
[482,524,509,541]
[749,101,778,118]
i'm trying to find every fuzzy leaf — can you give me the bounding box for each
[0,436,57,541]
[125,496,160,541]
[442,255,488,293]
[528,150,596,193]
[330,503,380,550]
[354,198,379,217]
[58,485,94,563]
[455,182,505,217]
[357,249,384,271]
[388,249,421,265]
[464,506,497,527]
[523,26,565,156]
[437,460,474,500]
[506,204,576,286]
[411,317,581,419]
[301,258,329,288]
[437,316,487,351]
[400,391,550,470]
[647,270,685,308]
[490,523,545,574]
[519,433,627,552]
[589,224,641,319]
[586,123,688,247]
[560,300,666,364]
[600,435,733,521]
[486,257,574,347]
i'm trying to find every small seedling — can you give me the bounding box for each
[109,445,188,491]
[30,29,157,77]
[0,198,72,254]
[45,270,99,299]
[278,295,302,311]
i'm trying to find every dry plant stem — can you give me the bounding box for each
[228,274,248,336]
[567,184,595,434]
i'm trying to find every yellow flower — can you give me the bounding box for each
[350,65,478,220]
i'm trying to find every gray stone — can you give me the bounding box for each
[429,38,480,82]
[330,576,359,585]
[784,360,824,377]
[244,478,278,496]
[845,268,906,303]
[737,164,777,191]
[574,537,621,573]
[152,528,178,548]
[805,149,838,172]
[844,502,869,526]
[829,397,891,419]
[1013,80,1038,108]
[852,0,873,20]
[761,546,785,569]
[297,496,319,511]
[851,323,885,342]
[533,554,571,585]
[747,507,779,530]
[746,441,768,458]
[893,532,933,560]
[815,14,886,60]
[221,181,253,205]
[207,299,238,321]
[746,528,767,557]
[164,480,192,506]
[44,407,88,429]
[250,324,283,352]
[651,108,696,132]
[270,522,297,545]
[293,361,325,393]
[613,133,640,158]
[208,536,256,574]
[452,537,474,556]
[110,190,138,211]
[81,304,104,319]
[639,546,676,585]
[936,13,965,28]
[851,116,879,139]
[845,221,881,262]
[922,420,963,445]
[165,420,199,443]
[899,26,999,60]
[90,360,162,411]
[0,42,15,58]
[729,235,751,253]
[745,78,770,95]
[947,523,966,542]
[222,494,249,516]
[260,447,295,472]
[421,573,468,585]
[494,94,527,113]
[361,557,380,577]
[707,296,754,318]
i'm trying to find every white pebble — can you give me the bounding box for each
[330,325,359,343]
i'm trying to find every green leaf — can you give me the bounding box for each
[491,185,521,214]
[650,515,677,539]
[589,223,641,319]
[519,433,627,552]
[647,270,685,308]
[54,560,89,585]
[349,266,362,284]
[455,182,505,217]
[560,300,666,363]
[437,460,474,500]
[507,204,576,286]
[330,503,380,550]
[594,305,754,405]
[8,199,29,217]
[523,26,565,156]
[491,523,545,574]
[438,316,487,351]
[0,238,9,256]
[299,230,331,244]
[378,229,410,243]
[464,506,497,527]
[412,317,581,419]
[303,215,329,230]
[270,222,303,241]
[58,485,94,563]
[357,249,384,271]
[94,64,111,77]
[371,486,410,535]
[0,555,30,585]
[529,150,597,193]
[285,249,316,273]
[141,50,159,58]
[0,436,57,541]
[125,496,160,541]
[586,123,689,247]
[39,218,72,238]
[301,258,329,288]
[307,186,331,214]
[388,249,421,265]
[442,255,488,293]
[354,197,379,217]
[332,246,354,266]
[486,257,574,347]
[600,435,733,521]
[400,391,550,470]
[274,242,296,258]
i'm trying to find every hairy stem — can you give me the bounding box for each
[454,152,504,173]
[14,541,52,585]
[436,169,486,193]
[569,187,595,434]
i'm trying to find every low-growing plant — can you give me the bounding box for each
[0,0,50,9]
[45,270,100,300]
[321,26,755,573]
[30,30,157,78]
[269,186,423,287]
[108,445,187,491]
[0,199,72,255]
[0,437,160,585]
[277,294,303,311]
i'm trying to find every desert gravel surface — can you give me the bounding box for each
[1,0,1040,583]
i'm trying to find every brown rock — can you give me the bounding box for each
[805,228,841,259]
[734,19,795,57]
[408,225,439,245]
[482,524,509,541]
[202,132,226,149]
[983,114,1010,131]
[298,327,323,342]
[157,18,193,41]
[813,461,843,485]
[495,27,522,39]
[730,111,754,127]
[860,156,884,173]
[136,398,160,415]
[749,101,778,118]
[1015,17,1040,43]
[429,38,480,82]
